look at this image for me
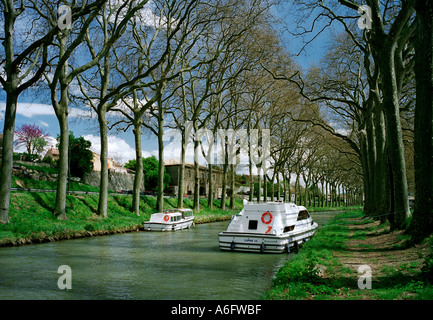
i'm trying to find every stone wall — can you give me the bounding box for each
[83,171,138,193]
[12,164,59,183]
[12,162,136,193]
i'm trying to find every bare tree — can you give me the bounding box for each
[0,0,108,223]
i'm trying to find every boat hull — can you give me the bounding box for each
[143,218,195,232]
[218,223,318,253]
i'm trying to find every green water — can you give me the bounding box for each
[0,212,337,300]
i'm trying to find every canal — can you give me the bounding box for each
[0,211,338,300]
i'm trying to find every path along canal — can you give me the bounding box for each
[0,211,339,300]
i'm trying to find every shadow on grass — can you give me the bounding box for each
[29,192,55,213]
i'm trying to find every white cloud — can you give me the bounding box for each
[105,0,169,29]
[0,102,95,120]
[38,120,49,127]
[83,134,158,165]
[0,102,55,118]
[69,107,95,119]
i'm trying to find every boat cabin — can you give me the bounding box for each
[226,202,312,235]
[178,208,194,219]
[149,211,182,223]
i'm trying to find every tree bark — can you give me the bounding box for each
[365,108,376,215]
[177,131,187,208]
[248,162,254,202]
[208,163,213,209]
[373,105,389,222]
[193,123,200,212]
[220,162,228,210]
[380,51,411,227]
[229,163,235,209]
[132,121,143,215]
[97,108,109,218]
[156,103,165,213]
[0,93,17,224]
[53,32,70,221]
[54,112,69,220]
[408,0,433,242]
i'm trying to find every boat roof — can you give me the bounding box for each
[152,211,182,217]
[238,201,308,216]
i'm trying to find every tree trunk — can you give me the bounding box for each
[408,0,433,242]
[365,108,376,215]
[54,112,69,220]
[257,166,262,203]
[0,1,19,224]
[282,174,286,202]
[177,132,187,208]
[325,181,329,207]
[0,93,17,224]
[287,173,292,203]
[248,162,254,202]
[97,108,109,218]
[156,106,165,213]
[360,128,372,215]
[193,135,200,212]
[229,163,235,209]
[132,121,143,215]
[53,33,70,220]
[321,179,325,207]
[379,47,411,228]
[373,105,389,222]
[208,163,213,209]
[220,162,228,210]
[270,172,275,201]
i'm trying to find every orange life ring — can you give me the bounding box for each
[261,211,273,224]
[164,215,170,222]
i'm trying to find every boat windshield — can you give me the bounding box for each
[297,210,310,221]
[179,209,193,218]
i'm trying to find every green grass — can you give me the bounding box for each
[12,175,100,192]
[263,211,361,300]
[262,210,433,300]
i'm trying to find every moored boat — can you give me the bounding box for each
[144,208,195,231]
[218,201,318,253]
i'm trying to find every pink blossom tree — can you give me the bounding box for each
[15,123,48,156]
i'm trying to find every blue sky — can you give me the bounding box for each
[0,2,338,167]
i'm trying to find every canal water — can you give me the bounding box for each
[0,211,338,300]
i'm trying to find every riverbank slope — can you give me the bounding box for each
[263,211,433,300]
[0,192,242,246]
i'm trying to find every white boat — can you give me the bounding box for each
[144,208,195,231]
[218,201,318,253]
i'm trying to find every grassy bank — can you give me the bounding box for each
[0,191,243,247]
[263,210,433,300]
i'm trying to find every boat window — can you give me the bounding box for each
[248,220,258,230]
[297,210,310,221]
[284,225,295,232]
